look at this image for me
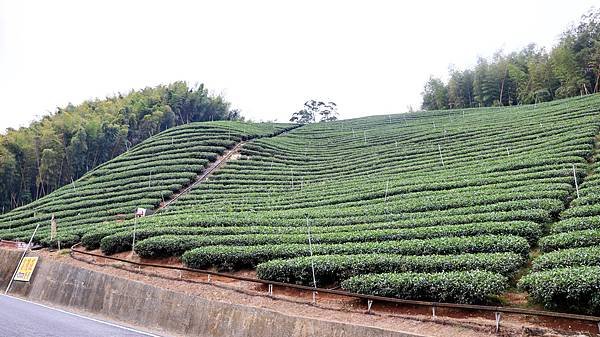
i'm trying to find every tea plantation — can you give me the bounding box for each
[2,95,600,312]
[0,121,292,246]
[520,157,600,314]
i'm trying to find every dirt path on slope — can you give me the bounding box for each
[153,141,246,212]
[153,124,301,213]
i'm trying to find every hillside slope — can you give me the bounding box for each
[0,121,293,246]
[3,95,600,313]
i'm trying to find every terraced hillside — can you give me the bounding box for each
[85,94,600,311]
[2,94,600,313]
[520,148,600,314]
[0,121,293,246]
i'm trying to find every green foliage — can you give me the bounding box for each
[518,267,600,314]
[180,235,529,270]
[421,77,448,110]
[539,229,600,252]
[550,216,600,233]
[256,252,524,286]
[103,220,539,256]
[532,246,600,271]
[341,271,508,304]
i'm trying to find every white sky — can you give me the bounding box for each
[0,0,597,130]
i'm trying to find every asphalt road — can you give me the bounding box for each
[0,295,162,337]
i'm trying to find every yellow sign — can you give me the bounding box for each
[14,256,39,282]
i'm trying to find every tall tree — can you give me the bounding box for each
[317,101,338,122]
[421,77,448,110]
[420,8,599,110]
[290,100,339,123]
[473,58,500,107]
[447,68,474,109]
[551,43,586,97]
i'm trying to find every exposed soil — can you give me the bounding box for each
[27,248,599,337]
[503,292,529,306]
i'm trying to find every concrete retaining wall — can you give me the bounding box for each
[0,250,421,337]
[0,249,21,290]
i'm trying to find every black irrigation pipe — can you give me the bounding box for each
[70,244,600,333]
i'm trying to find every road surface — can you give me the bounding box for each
[0,294,163,337]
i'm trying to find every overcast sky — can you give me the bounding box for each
[0,0,597,131]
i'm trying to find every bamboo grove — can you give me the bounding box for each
[0,81,236,212]
[421,9,600,111]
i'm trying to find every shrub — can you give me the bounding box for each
[518,266,600,314]
[256,252,524,286]
[539,229,600,252]
[532,246,600,271]
[181,235,529,270]
[341,270,508,304]
[550,216,600,234]
[128,221,538,258]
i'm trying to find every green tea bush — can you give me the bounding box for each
[518,266,600,314]
[256,252,524,286]
[181,235,529,270]
[539,229,600,252]
[341,270,508,304]
[532,246,600,271]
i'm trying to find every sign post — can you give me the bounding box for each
[13,257,39,282]
[132,216,137,252]
[306,217,317,304]
[50,213,60,250]
[132,208,147,253]
[5,222,41,294]
[50,214,57,241]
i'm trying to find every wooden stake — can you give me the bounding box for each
[573,164,580,198]
[384,180,389,202]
